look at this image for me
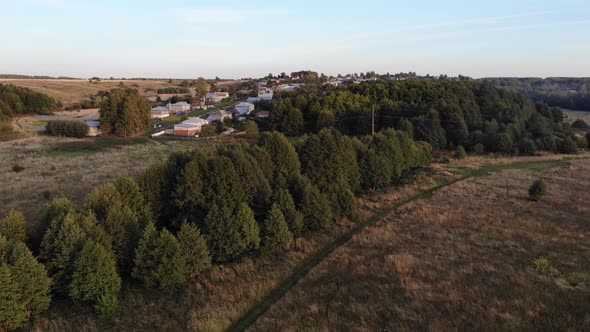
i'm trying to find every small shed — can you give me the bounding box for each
[174,123,199,137]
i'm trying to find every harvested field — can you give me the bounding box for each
[252,157,590,331]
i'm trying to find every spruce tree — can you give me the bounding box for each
[0,264,28,331]
[259,131,301,179]
[70,240,121,305]
[272,188,304,236]
[154,229,186,290]
[85,183,122,222]
[7,241,52,317]
[177,223,211,280]
[0,210,27,242]
[132,222,159,287]
[262,205,293,253]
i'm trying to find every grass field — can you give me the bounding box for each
[0,79,177,106]
[251,157,590,331]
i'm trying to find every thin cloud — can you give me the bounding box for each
[173,7,288,25]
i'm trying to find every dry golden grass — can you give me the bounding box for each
[252,158,590,331]
[0,79,176,106]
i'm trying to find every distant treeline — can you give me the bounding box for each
[0,84,60,121]
[264,80,581,155]
[156,87,190,94]
[480,77,590,111]
[0,74,77,79]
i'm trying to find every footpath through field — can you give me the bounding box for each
[226,156,582,332]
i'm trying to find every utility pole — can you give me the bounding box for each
[371,104,375,135]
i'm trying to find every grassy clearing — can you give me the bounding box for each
[32,121,48,127]
[252,158,590,331]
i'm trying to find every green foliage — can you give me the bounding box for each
[272,189,304,236]
[154,229,187,290]
[290,175,333,230]
[528,180,547,201]
[243,120,260,139]
[0,83,59,120]
[12,164,25,173]
[533,256,550,273]
[456,145,467,159]
[205,203,260,262]
[46,120,89,138]
[572,119,589,129]
[70,241,121,306]
[0,210,28,242]
[518,137,538,156]
[195,77,209,99]
[262,205,293,253]
[95,292,119,321]
[132,222,160,287]
[199,125,217,137]
[99,88,151,137]
[177,223,211,280]
[259,131,301,178]
[0,264,28,331]
[558,136,579,154]
[5,240,51,319]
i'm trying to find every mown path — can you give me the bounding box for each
[227,157,577,332]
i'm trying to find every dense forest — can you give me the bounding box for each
[0,84,60,121]
[99,89,151,137]
[263,80,583,155]
[0,129,431,328]
[480,77,590,111]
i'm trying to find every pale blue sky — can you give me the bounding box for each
[1,0,589,78]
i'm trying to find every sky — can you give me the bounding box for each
[0,0,589,79]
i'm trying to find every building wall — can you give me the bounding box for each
[174,129,197,137]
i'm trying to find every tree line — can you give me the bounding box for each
[46,120,89,138]
[0,84,60,121]
[0,129,431,329]
[265,80,582,155]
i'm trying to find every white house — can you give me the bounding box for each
[182,117,209,131]
[166,101,191,114]
[207,110,232,122]
[234,102,255,116]
[206,92,230,103]
[151,106,170,119]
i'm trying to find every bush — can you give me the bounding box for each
[576,136,588,149]
[46,120,89,138]
[456,145,467,159]
[557,137,578,154]
[95,292,119,320]
[528,179,546,201]
[473,143,485,154]
[572,119,589,129]
[243,120,259,139]
[533,257,550,273]
[12,165,24,173]
[199,125,217,137]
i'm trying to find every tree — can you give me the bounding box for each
[177,223,211,280]
[272,189,304,236]
[132,223,159,287]
[0,264,27,331]
[34,197,77,250]
[199,124,217,137]
[456,145,467,159]
[204,203,260,262]
[99,88,151,137]
[195,77,209,99]
[529,180,547,201]
[39,213,88,294]
[85,183,121,222]
[154,229,186,290]
[6,241,51,318]
[259,131,301,178]
[261,205,293,253]
[70,240,121,311]
[243,120,260,139]
[0,210,27,242]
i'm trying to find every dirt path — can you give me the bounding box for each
[227,157,583,332]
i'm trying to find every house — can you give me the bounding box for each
[255,111,270,119]
[173,123,200,137]
[207,110,232,122]
[151,106,170,119]
[182,117,209,131]
[247,97,262,103]
[166,101,191,114]
[258,89,274,101]
[206,92,230,103]
[84,120,102,137]
[234,102,255,116]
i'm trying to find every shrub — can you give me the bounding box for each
[576,136,588,149]
[533,256,550,273]
[95,292,119,320]
[572,119,589,129]
[528,179,546,201]
[0,210,28,242]
[243,120,259,139]
[46,120,89,138]
[557,137,578,154]
[199,125,217,137]
[12,165,24,173]
[456,145,467,159]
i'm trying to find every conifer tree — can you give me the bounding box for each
[70,240,121,306]
[7,241,51,317]
[177,223,211,280]
[262,205,293,253]
[132,222,159,287]
[272,188,304,235]
[154,229,186,289]
[85,183,122,222]
[0,264,27,331]
[259,131,301,178]
[0,210,27,242]
[34,197,77,250]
